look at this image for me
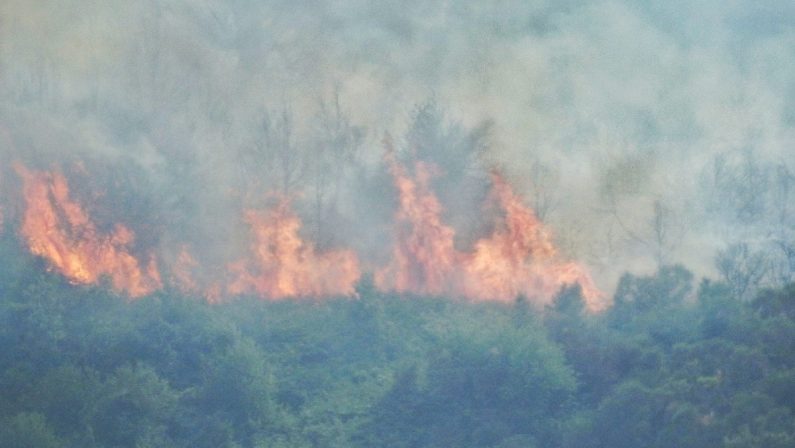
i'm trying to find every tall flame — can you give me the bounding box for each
[462,172,604,310]
[10,159,602,310]
[14,164,162,297]
[376,150,605,311]
[375,144,457,295]
[228,198,361,299]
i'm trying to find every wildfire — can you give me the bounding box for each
[377,149,605,311]
[14,164,162,297]
[9,156,603,310]
[462,172,604,310]
[228,197,361,299]
[375,141,457,295]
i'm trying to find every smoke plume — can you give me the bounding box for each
[1,1,794,303]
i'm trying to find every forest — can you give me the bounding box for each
[2,1,795,447]
[0,233,794,447]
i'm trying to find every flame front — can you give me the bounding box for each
[375,145,457,295]
[377,154,605,311]
[11,159,602,309]
[15,164,162,297]
[228,198,361,299]
[462,173,604,310]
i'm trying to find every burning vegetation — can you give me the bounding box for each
[7,150,603,310]
[227,198,361,300]
[376,140,604,310]
[14,164,162,298]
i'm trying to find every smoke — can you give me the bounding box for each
[1,0,794,298]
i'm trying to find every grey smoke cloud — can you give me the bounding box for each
[1,0,794,295]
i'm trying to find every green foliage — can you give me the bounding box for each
[0,412,62,448]
[93,364,181,447]
[0,259,793,447]
[363,307,574,447]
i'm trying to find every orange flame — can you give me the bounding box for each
[462,173,604,310]
[228,197,361,299]
[14,164,162,297]
[10,157,602,309]
[375,145,457,295]
[376,151,605,311]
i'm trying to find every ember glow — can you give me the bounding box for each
[14,165,162,297]
[227,198,361,299]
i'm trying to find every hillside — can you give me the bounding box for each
[1,236,793,447]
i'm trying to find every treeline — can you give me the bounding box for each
[0,236,793,448]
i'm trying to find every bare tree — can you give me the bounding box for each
[527,159,559,221]
[701,149,771,224]
[715,242,770,301]
[235,106,305,204]
[769,163,795,284]
[308,89,364,246]
[599,192,684,269]
[700,154,795,291]
[648,199,685,267]
[262,107,304,196]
